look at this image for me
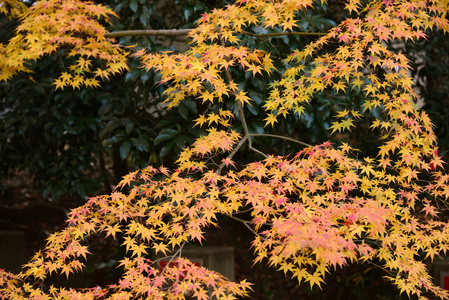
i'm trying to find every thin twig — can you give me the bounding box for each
[158,241,187,276]
[248,145,269,158]
[365,260,397,278]
[226,213,267,241]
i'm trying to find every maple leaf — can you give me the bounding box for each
[207,112,221,125]
[305,271,324,289]
[53,78,66,90]
[273,194,288,207]
[201,13,209,24]
[338,34,349,43]
[194,114,208,127]
[221,157,236,169]
[264,113,278,127]
[235,90,250,105]
[429,156,445,171]
[131,244,148,258]
[421,204,438,217]
[153,243,169,255]
[193,287,209,300]
[329,121,342,134]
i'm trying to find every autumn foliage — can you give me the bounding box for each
[1,0,449,299]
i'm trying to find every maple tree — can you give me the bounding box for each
[1,0,449,299]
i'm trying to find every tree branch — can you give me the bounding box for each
[105,29,193,39]
[105,29,326,39]
[241,30,327,37]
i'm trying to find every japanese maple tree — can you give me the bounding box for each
[1,0,449,299]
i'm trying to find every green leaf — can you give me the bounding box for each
[114,1,126,12]
[42,184,52,199]
[33,84,46,95]
[84,117,98,131]
[175,135,187,148]
[154,134,175,145]
[154,129,178,145]
[140,6,149,27]
[159,140,176,158]
[187,127,204,138]
[131,137,150,152]
[50,105,61,120]
[248,90,263,105]
[98,102,116,115]
[178,103,189,120]
[249,121,264,134]
[120,141,131,159]
[184,99,197,113]
[184,6,192,21]
[247,102,260,116]
[51,124,63,137]
[149,151,158,163]
[99,121,120,139]
[140,72,150,83]
[125,120,134,135]
[130,0,138,13]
